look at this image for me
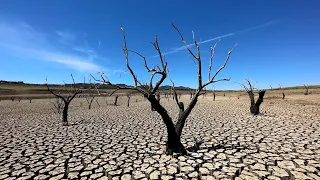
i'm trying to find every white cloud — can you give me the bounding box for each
[0,20,102,72]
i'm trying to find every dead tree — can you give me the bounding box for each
[126,92,132,107]
[92,23,236,155]
[212,86,216,101]
[114,95,119,106]
[240,78,266,115]
[279,83,285,99]
[202,88,207,98]
[46,74,82,126]
[27,97,33,103]
[188,88,195,99]
[84,79,99,110]
[303,84,309,95]
[85,93,95,109]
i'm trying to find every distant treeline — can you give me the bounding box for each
[0,80,25,84]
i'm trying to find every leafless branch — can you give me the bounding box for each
[171,23,198,60]
[208,40,221,82]
[168,71,179,107]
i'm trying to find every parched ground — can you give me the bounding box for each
[0,93,319,180]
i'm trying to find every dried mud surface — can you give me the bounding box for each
[0,94,319,180]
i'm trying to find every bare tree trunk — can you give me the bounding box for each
[175,93,200,138]
[148,95,187,155]
[88,98,94,109]
[304,84,309,95]
[282,92,285,99]
[127,96,131,107]
[62,102,69,126]
[213,92,216,101]
[114,95,118,106]
[249,90,265,115]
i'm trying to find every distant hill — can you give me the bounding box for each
[1,80,319,91]
[0,80,192,91]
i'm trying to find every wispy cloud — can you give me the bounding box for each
[149,20,280,58]
[0,20,102,72]
[56,30,76,41]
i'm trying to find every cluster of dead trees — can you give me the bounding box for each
[43,23,316,155]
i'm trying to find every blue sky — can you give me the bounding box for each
[0,0,319,90]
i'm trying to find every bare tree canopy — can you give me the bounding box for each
[92,23,236,155]
[46,74,82,126]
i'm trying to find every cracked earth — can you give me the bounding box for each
[0,94,319,180]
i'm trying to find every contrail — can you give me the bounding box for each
[149,19,280,59]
